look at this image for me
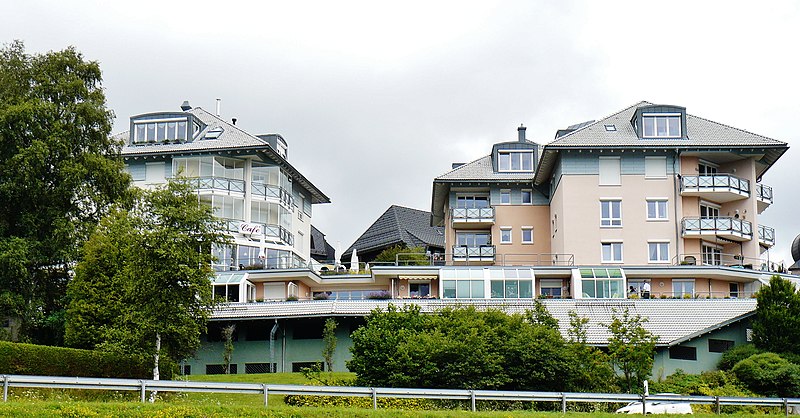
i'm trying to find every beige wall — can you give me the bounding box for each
[554,174,678,265]
[493,205,551,265]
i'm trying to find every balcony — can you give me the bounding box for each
[222,219,294,246]
[758,224,775,248]
[189,176,245,195]
[251,182,294,208]
[451,207,495,227]
[756,183,773,213]
[452,245,495,263]
[681,216,752,242]
[680,175,750,203]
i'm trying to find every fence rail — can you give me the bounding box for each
[2,375,800,414]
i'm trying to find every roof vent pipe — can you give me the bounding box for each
[215,98,221,116]
[518,124,527,142]
[180,100,192,111]
[232,118,237,125]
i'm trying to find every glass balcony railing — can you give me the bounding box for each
[189,176,245,194]
[758,224,775,247]
[681,216,752,241]
[451,207,495,223]
[452,245,495,260]
[680,175,750,197]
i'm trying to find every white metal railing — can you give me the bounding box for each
[756,183,774,204]
[451,207,494,222]
[452,245,495,259]
[1,375,799,414]
[681,216,752,239]
[680,174,750,195]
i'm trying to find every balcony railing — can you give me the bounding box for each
[680,175,750,201]
[452,245,495,261]
[222,219,294,245]
[756,183,773,213]
[188,176,246,194]
[251,182,294,207]
[451,208,495,224]
[759,224,775,247]
[681,216,752,241]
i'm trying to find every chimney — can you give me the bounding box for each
[232,118,237,125]
[518,124,527,142]
[215,98,221,116]
[180,100,191,111]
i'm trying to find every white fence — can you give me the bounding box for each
[2,374,799,415]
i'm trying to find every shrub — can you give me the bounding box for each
[366,290,391,300]
[732,352,800,397]
[0,341,153,378]
[717,344,762,371]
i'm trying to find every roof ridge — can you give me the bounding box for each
[547,100,651,145]
[435,154,490,179]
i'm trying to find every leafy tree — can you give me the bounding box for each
[373,245,428,266]
[567,311,616,392]
[0,41,130,343]
[65,180,227,379]
[322,318,338,372]
[605,308,657,393]
[732,352,800,397]
[752,275,800,355]
[526,300,559,330]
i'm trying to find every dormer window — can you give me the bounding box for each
[498,150,533,172]
[642,113,681,138]
[132,117,189,144]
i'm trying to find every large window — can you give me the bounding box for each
[489,268,533,299]
[669,346,697,360]
[442,280,484,298]
[648,242,670,263]
[647,199,668,220]
[539,279,563,298]
[709,339,735,353]
[498,151,534,172]
[133,118,189,144]
[251,162,281,186]
[601,242,623,263]
[456,195,490,209]
[201,195,244,220]
[456,232,491,247]
[702,244,722,266]
[642,114,681,138]
[173,156,244,179]
[673,279,695,298]
[599,157,621,185]
[600,200,622,226]
[579,268,624,298]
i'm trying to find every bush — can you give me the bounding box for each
[366,290,391,300]
[718,344,762,370]
[0,341,154,378]
[732,352,800,397]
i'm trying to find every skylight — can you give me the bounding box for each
[204,127,224,140]
[604,124,616,132]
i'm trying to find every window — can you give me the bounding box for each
[521,190,533,204]
[699,162,718,175]
[456,195,489,209]
[442,280,484,298]
[579,268,624,298]
[456,232,491,247]
[540,279,563,298]
[498,151,533,172]
[490,280,533,298]
[521,228,533,244]
[648,242,670,263]
[709,339,735,353]
[500,190,511,204]
[604,124,616,131]
[647,199,668,220]
[700,203,720,218]
[673,279,695,298]
[600,200,622,226]
[245,363,277,374]
[669,346,697,361]
[702,244,722,266]
[409,283,430,297]
[599,157,621,185]
[601,242,623,263]
[206,364,237,374]
[133,118,189,144]
[645,157,667,178]
[500,228,512,244]
[642,113,681,138]
[729,282,739,298]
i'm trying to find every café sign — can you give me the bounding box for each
[238,222,263,235]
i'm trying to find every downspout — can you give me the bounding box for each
[673,150,683,261]
[269,320,279,373]
[282,326,286,372]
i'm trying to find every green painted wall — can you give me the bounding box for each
[652,320,750,379]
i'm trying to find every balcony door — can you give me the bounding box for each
[700,203,720,218]
[456,195,489,209]
[456,232,490,247]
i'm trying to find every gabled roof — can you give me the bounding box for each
[535,101,789,185]
[310,225,335,261]
[342,205,444,261]
[211,298,756,346]
[117,107,330,204]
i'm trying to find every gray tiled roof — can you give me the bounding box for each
[547,101,787,148]
[310,225,335,262]
[343,205,445,261]
[212,298,755,346]
[435,155,537,182]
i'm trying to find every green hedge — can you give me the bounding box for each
[0,341,155,378]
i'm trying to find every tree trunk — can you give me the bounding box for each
[150,332,161,402]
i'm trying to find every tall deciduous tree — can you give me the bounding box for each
[752,275,800,355]
[0,41,130,343]
[322,318,338,372]
[65,180,227,379]
[605,308,657,393]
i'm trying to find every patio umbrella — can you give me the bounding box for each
[350,248,359,273]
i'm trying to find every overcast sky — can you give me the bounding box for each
[3,1,799,265]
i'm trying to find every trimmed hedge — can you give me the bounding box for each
[0,341,153,378]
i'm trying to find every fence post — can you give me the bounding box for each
[641,393,647,415]
[263,384,268,407]
[715,396,720,414]
[371,387,377,410]
[3,375,8,402]
[784,398,789,417]
[139,380,146,403]
[561,392,566,413]
[470,390,476,412]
